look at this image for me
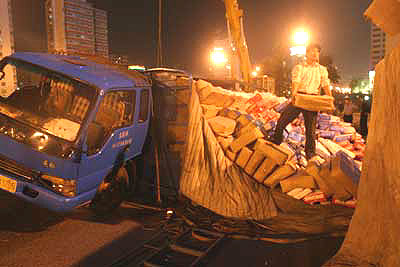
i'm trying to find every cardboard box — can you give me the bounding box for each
[236,113,253,128]
[201,104,222,119]
[329,151,360,197]
[253,158,277,183]
[244,150,265,176]
[236,147,253,168]
[264,162,297,188]
[305,162,333,197]
[280,174,317,193]
[203,92,235,107]
[217,136,234,151]
[293,94,335,112]
[229,127,264,152]
[219,108,241,120]
[303,190,327,204]
[225,148,237,162]
[254,139,289,165]
[208,116,237,137]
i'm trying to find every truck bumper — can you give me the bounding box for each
[1,176,97,213]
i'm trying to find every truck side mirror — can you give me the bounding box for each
[87,122,105,154]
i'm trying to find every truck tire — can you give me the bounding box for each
[89,165,130,216]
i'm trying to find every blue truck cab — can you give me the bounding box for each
[0,52,151,213]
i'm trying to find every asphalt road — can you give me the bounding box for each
[0,191,159,267]
[0,191,344,267]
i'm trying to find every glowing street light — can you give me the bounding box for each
[290,29,310,57]
[210,47,228,65]
[255,66,261,72]
[292,29,309,46]
[252,71,258,77]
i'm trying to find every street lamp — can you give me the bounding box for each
[292,29,309,46]
[290,29,310,57]
[210,47,228,66]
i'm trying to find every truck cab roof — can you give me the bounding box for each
[9,52,150,91]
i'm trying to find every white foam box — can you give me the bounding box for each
[235,147,253,168]
[229,127,264,153]
[253,157,277,183]
[208,116,237,137]
[254,139,290,165]
[244,150,265,176]
[319,137,355,159]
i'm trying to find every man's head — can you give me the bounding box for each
[306,43,321,63]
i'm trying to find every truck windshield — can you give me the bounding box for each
[0,58,96,142]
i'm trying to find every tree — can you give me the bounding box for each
[320,55,341,84]
[262,44,292,97]
[349,78,369,94]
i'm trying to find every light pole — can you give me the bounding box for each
[156,0,163,67]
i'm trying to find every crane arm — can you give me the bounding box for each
[223,0,252,86]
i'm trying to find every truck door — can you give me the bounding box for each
[78,89,138,192]
[129,88,151,157]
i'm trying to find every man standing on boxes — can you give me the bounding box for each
[269,43,332,160]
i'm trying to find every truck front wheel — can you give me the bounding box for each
[89,165,130,216]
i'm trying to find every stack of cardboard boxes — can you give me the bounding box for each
[196,80,363,208]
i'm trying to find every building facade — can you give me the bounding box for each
[110,54,129,65]
[370,23,386,70]
[0,0,17,96]
[94,8,108,58]
[46,0,108,57]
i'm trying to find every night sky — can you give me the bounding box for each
[89,0,373,84]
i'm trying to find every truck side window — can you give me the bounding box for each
[96,91,136,131]
[138,89,149,123]
[88,91,136,154]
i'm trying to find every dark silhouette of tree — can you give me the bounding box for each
[320,55,341,84]
[262,44,291,97]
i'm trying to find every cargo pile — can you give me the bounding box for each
[196,80,364,208]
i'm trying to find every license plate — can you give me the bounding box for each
[0,175,17,193]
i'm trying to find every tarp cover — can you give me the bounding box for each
[324,36,400,267]
[179,84,354,235]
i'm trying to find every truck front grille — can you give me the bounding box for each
[0,154,39,181]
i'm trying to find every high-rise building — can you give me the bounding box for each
[45,0,108,57]
[94,8,108,58]
[0,0,17,96]
[110,54,129,65]
[370,23,386,70]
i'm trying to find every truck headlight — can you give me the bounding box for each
[41,175,76,197]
